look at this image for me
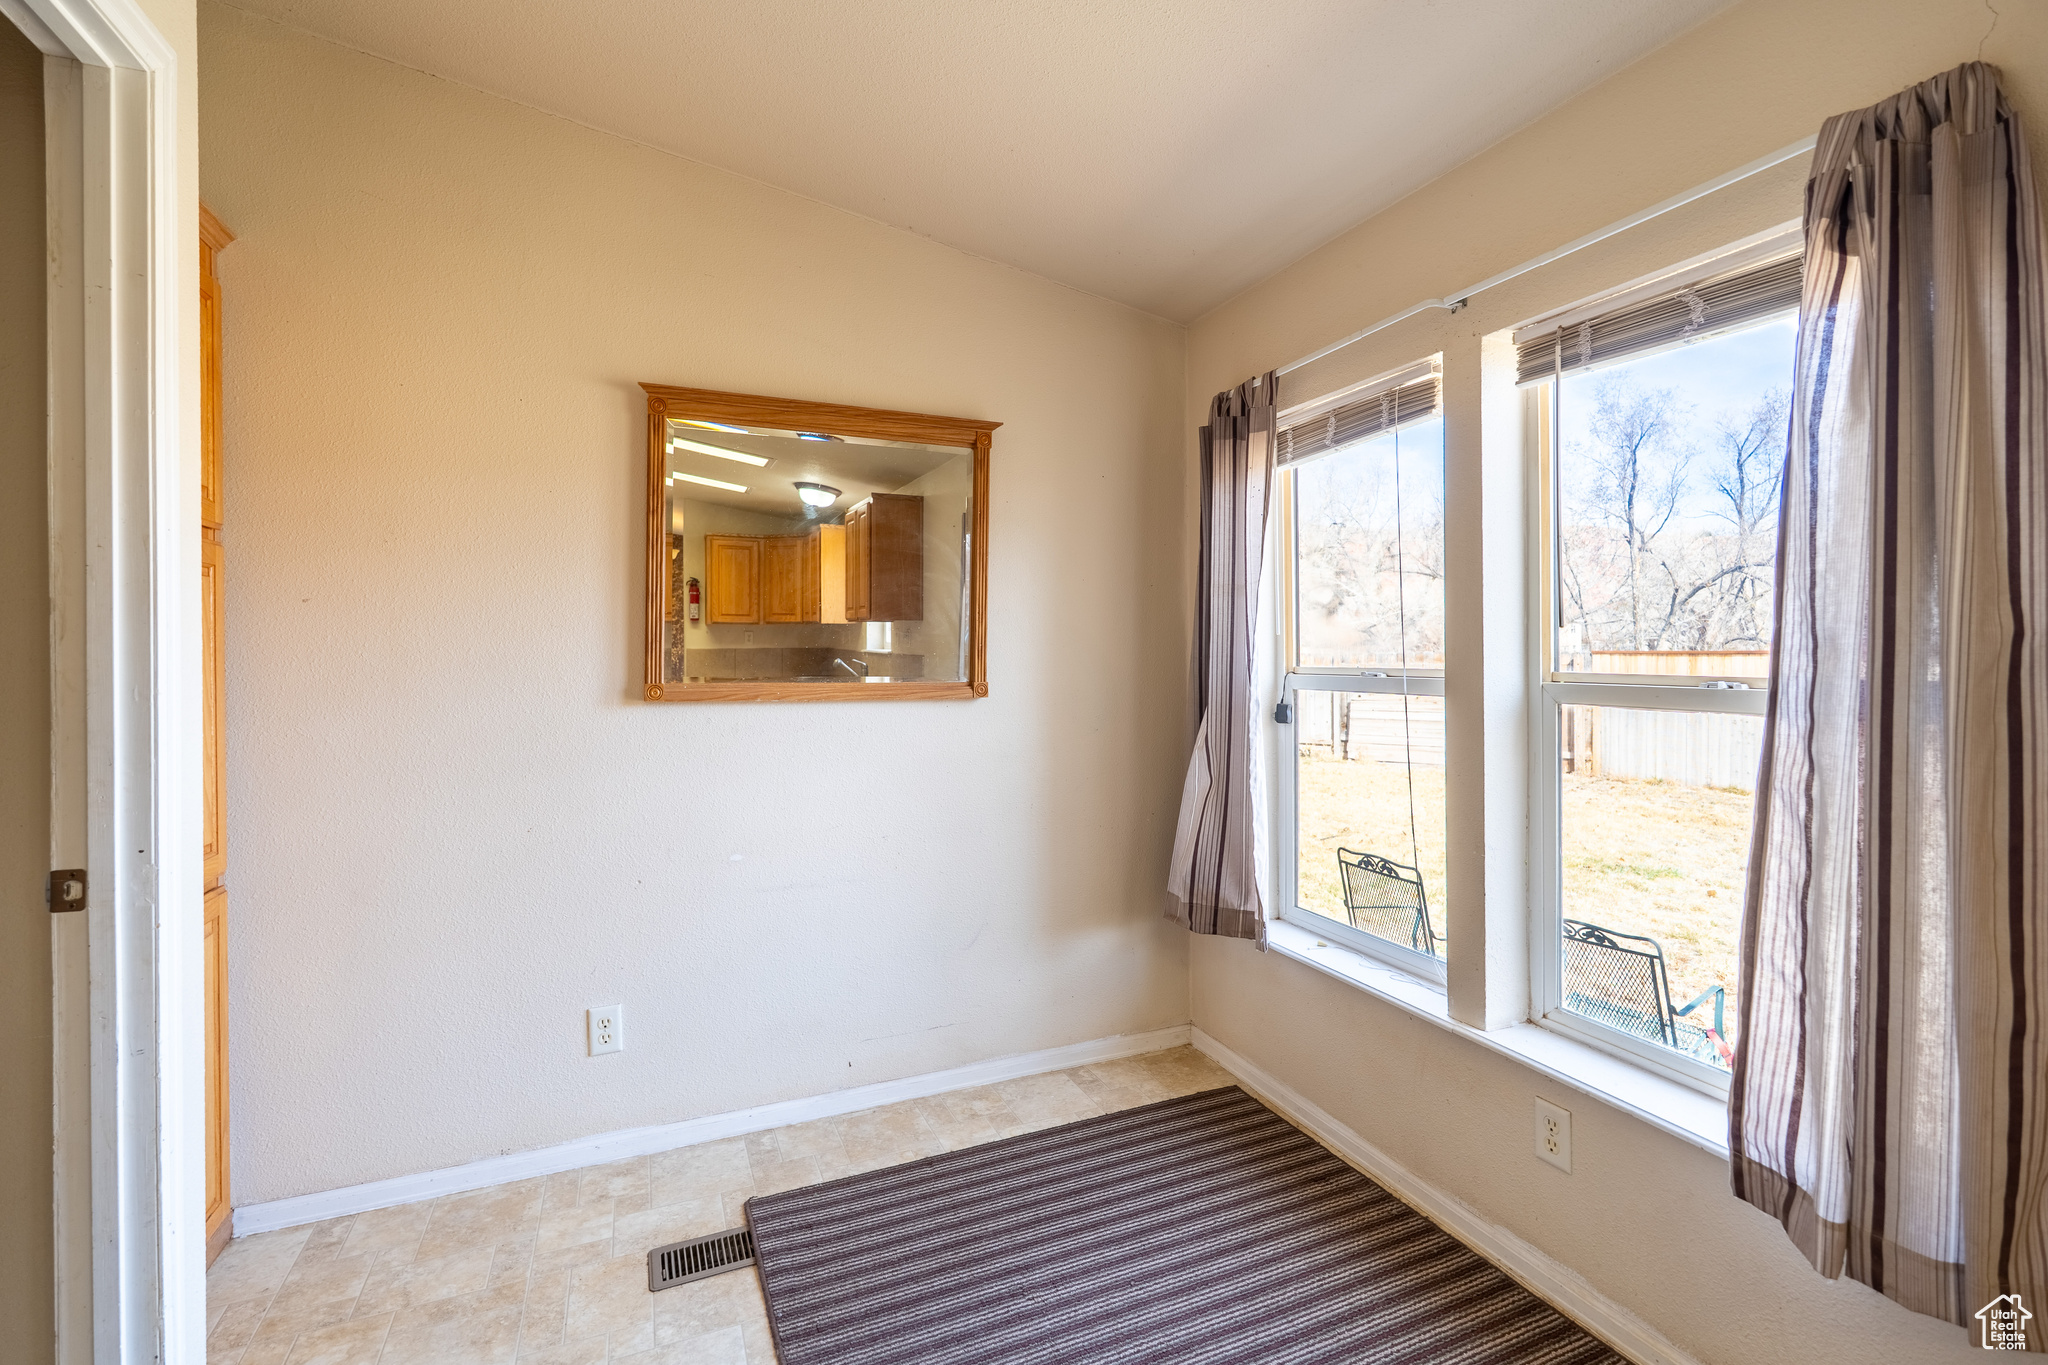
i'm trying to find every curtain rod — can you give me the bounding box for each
[1270,135,1818,379]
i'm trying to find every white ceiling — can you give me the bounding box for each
[221,0,1732,321]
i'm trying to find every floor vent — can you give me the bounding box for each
[647,1226,756,1292]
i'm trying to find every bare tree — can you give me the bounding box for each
[1703,388,1788,647]
[1294,450,1444,664]
[1574,380,1694,649]
[1559,377,1787,657]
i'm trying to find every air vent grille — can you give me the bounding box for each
[647,1226,756,1292]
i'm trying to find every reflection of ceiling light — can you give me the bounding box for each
[668,472,749,493]
[795,482,841,507]
[675,419,747,434]
[668,436,769,467]
[797,432,837,441]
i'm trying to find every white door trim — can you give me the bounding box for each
[2,1,196,1361]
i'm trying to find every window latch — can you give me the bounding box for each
[1696,680,1750,690]
[48,869,86,914]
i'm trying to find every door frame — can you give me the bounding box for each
[2,0,200,1361]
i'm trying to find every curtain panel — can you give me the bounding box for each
[1167,373,1277,941]
[1731,62,2048,1344]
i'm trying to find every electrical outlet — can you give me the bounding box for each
[1534,1098,1571,1173]
[588,1005,624,1056]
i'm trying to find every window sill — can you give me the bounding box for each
[1261,920,1729,1157]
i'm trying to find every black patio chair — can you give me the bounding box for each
[1335,848,1439,956]
[1561,919,1730,1064]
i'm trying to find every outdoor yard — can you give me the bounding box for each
[1295,751,1751,1047]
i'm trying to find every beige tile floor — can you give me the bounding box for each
[207,1046,1237,1365]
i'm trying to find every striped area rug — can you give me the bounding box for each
[745,1086,1624,1365]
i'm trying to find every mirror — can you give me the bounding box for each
[641,384,995,702]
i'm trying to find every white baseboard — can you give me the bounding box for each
[1190,1028,1705,1365]
[232,1025,1191,1237]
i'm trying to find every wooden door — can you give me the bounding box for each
[204,887,229,1244]
[202,539,226,882]
[815,524,848,625]
[703,535,761,623]
[800,530,821,623]
[865,493,925,622]
[200,204,234,1264]
[844,504,870,621]
[761,537,806,624]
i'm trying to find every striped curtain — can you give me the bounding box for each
[1166,373,1276,941]
[1731,62,2048,1345]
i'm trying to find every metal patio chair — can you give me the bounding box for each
[1335,848,1440,956]
[1561,919,1731,1065]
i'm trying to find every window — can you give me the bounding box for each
[1521,244,1799,1089]
[1276,361,1447,978]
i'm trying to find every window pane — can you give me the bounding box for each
[1295,692,1446,958]
[1293,417,1444,670]
[1554,318,1794,677]
[1556,704,1759,1069]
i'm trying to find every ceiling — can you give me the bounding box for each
[222,0,1732,321]
[666,423,965,519]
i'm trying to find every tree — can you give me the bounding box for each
[1560,378,1787,657]
[1575,380,1694,649]
[1703,388,1788,648]
[1294,439,1445,665]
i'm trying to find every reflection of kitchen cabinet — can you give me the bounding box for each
[809,525,847,624]
[762,536,806,623]
[844,494,923,622]
[706,530,850,625]
[704,535,761,623]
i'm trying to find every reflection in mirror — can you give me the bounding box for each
[661,420,976,687]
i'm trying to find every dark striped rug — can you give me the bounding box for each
[745,1086,1625,1365]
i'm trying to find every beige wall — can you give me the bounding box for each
[198,1,1189,1205]
[1186,2,2043,1363]
[0,22,52,1362]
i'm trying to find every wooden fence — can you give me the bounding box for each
[1297,650,1767,790]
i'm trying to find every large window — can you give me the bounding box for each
[1277,362,1447,977]
[1522,245,1798,1088]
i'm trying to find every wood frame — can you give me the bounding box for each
[641,384,996,703]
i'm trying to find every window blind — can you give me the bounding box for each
[1276,374,1439,466]
[1513,254,1802,387]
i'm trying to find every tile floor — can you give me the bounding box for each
[206,1045,1238,1365]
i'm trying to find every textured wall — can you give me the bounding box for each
[199,1,1190,1205]
[1185,2,2043,1364]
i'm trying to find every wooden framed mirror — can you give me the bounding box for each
[642,384,995,702]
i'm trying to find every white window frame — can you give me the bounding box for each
[1522,306,1785,1096]
[1274,363,1448,985]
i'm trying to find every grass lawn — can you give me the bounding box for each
[1294,754,1750,1044]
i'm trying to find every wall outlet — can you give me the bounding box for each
[588,1005,623,1056]
[1534,1098,1572,1173]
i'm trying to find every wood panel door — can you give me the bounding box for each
[202,537,226,883]
[703,535,761,623]
[814,524,848,625]
[203,887,230,1245]
[200,241,224,527]
[200,203,234,1265]
[761,536,807,623]
[844,504,870,621]
[865,493,925,622]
